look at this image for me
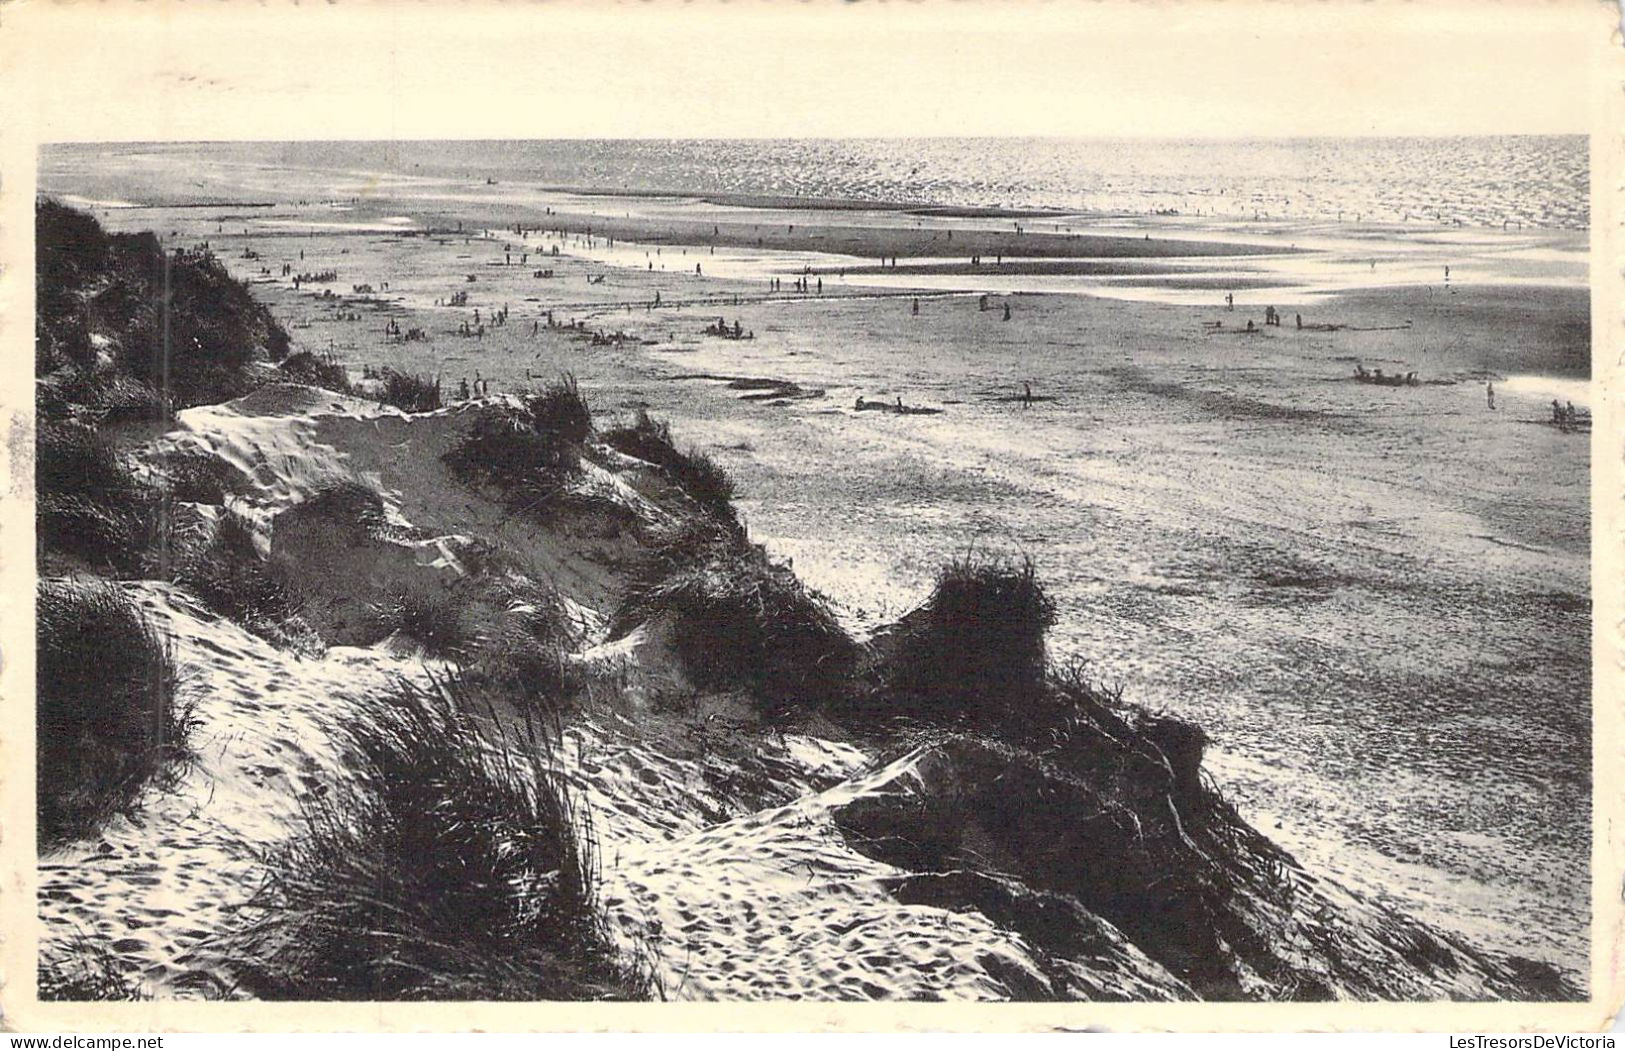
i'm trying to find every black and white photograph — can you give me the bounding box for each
[4,0,1619,1031]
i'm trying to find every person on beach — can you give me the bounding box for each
[1023,382,1033,408]
[912,298,920,316]
[1225,293,1234,312]
[1003,303,1012,322]
[1486,382,1496,410]
[458,377,471,400]
[1296,313,1303,329]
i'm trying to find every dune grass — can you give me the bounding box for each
[882,553,1057,722]
[615,535,856,712]
[377,369,443,414]
[36,199,291,412]
[37,580,192,847]
[38,935,148,1001]
[36,422,165,576]
[277,351,354,396]
[602,411,737,522]
[465,572,585,703]
[225,673,648,1000]
[154,445,248,505]
[376,584,475,659]
[527,373,593,447]
[292,479,390,542]
[444,375,594,516]
[177,510,322,655]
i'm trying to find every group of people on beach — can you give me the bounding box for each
[1551,399,1583,432]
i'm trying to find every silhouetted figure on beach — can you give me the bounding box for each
[1486,382,1496,410]
[912,298,919,316]
[1023,382,1033,408]
[1003,303,1012,322]
[1225,293,1234,312]
[1295,313,1302,329]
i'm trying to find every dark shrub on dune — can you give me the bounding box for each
[225,673,647,1000]
[37,580,191,847]
[36,200,292,412]
[602,411,737,522]
[377,369,443,414]
[883,553,1057,722]
[36,422,164,575]
[277,351,354,396]
[36,370,170,427]
[614,540,856,712]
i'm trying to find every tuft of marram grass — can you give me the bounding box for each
[38,934,148,1002]
[223,672,649,1001]
[290,479,390,543]
[466,572,585,706]
[614,539,856,712]
[176,510,323,655]
[36,422,166,575]
[526,373,592,447]
[278,351,354,396]
[884,553,1058,723]
[376,584,475,659]
[377,369,443,414]
[155,445,248,505]
[601,410,737,523]
[36,579,193,847]
[443,375,594,516]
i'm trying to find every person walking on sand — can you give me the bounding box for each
[1295,313,1302,329]
[912,298,920,316]
[1225,293,1234,312]
[1023,382,1033,408]
[1003,302,1012,321]
[1486,381,1496,410]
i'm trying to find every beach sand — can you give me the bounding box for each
[43,148,1592,977]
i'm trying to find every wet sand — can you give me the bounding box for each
[44,150,1592,979]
